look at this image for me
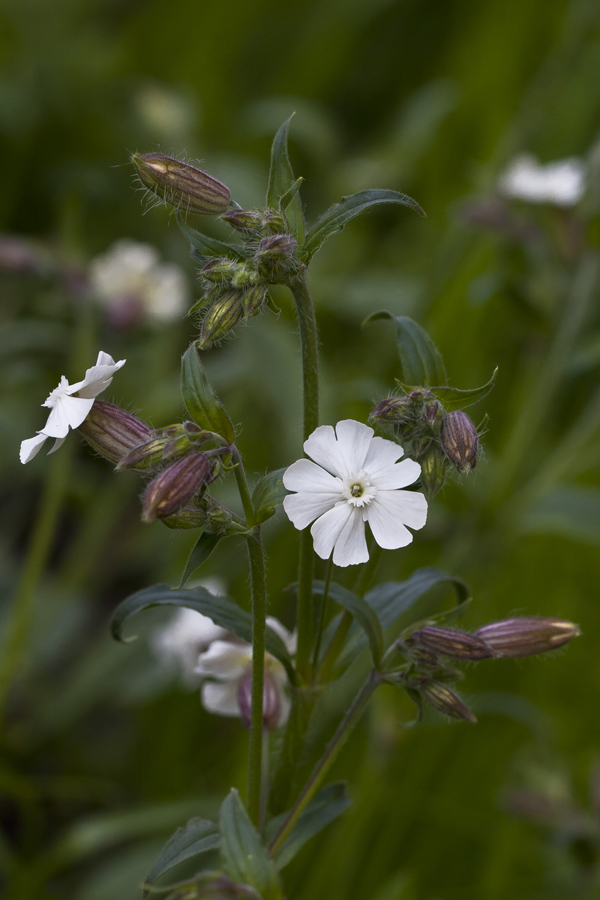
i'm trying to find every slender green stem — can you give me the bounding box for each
[311,556,333,674]
[268,670,381,857]
[259,729,269,834]
[289,272,320,682]
[232,446,256,526]
[0,443,73,717]
[246,527,267,826]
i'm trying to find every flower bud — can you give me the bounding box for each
[420,680,477,722]
[260,209,286,233]
[200,258,239,284]
[78,400,153,466]
[242,284,268,318]
[221,209,263,232]
[199,289,244,346]
[474,617,581,658]
[142,452,211,523]
[257,234,298,259]
[132,152,230,216]
[411,626,496,660]
[440,410,478,474]
[371,397,412,423]
[237,670,282,732]
[162,505,209,530]
[418,443,447,498]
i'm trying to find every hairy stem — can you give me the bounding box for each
[289,272,320,683]
[246,527,268,826]
[268,671,381,856]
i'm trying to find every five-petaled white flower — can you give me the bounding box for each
[20,351,126,464]
[194,618,296,730]
[498,154,586,207]
[283,419,427,567]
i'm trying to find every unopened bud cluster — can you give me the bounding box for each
[394,617,580,722]
[371,389,479,497]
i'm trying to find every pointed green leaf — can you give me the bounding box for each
[266,116,305,242]
[252,468,287,524]
[303,189,425,261]
[143,818,220,896]
[176,213,247,263]
[279,176,303,212]
[181,344,235,443]
[397,367,498,410]
[178,531,224,588]
[110,584,295,682]
[312,580,384,667]
[366,311,445,386]
[219,790,283,900]
[265,783,351,870]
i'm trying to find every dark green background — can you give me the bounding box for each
[1,0,600,897]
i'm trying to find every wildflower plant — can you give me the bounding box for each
[17,119,581,899]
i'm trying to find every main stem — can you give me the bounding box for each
[232,447,267,827]
[289,272,319,682]
[269,670,381,856]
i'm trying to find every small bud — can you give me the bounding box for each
[221,209,263,232]
[418,444,447,498]
[132,152,230,216]
[440,410,478,474]
[420,680,477,722]
[474,617,581,658]
[371,397,412,422]
[199,289,244,346]
[237,670,282,732]
[142,452,211,523]
[257,234,298,259]
[242,285,268,318]
[411,626,496,660]
[424,399,442,423]
[260,209,286,233]
[118,435,177,470]
[200,258,239,284]
[78,400,153,466]
[162,505,209,530]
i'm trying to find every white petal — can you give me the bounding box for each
[311,502,354,560]
[283,491,338,531]
[370,457,421,490]
[277,691,291,727]
[20,433,48,464]
[303,424,347,477]
[363,435,404,474]
[71,352,126,399]
[283,458,343,494]
[365,490,428,549]
[194,640,251,680]
[47,437,67,455]
[266,617,296,654]
[334,419,374,474]
[43,396,95,438]
[201,681,241,717]
[331,506,369,567]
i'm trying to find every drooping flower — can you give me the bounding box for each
[20,351,126,464]
[90,239,188,326]
[498,154,586,207]
[194,617,296,730]
[283,419,427,567]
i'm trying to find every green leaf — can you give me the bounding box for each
[143,818,220,896]
[265,782,351,870]
[252,468,287,524]
[181,344,235,443]
[178,531,224,588]
[365,312,445,386]
[397,367,498,410]
[279,176,303,212]
[110,584,296,682]
[266,116,305,242]
[219,790,283,900]
[176,213,247,262]
[303,190,425,261]
[313,580,384,667]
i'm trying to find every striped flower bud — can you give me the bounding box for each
[257,233,298,259]
[420,680,477,723]
[162,505,209,530]
[412,626,496,660]
[200,258,239,284]
[418,443,447,498]
[474,617,581,658]
[371,397,413,423]
[142,452,211,523]
[78,400,153,466]
[242,284,268,318]
[199,289,244,347]
[132,152,230,216]
[221,209,263,232]
[440,410,478,474]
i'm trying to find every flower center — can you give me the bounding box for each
[350,483,363,497]
[343,471,376,508]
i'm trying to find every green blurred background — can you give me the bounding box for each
[2,0,600,897]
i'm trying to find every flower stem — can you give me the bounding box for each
[268,670,381,857]
[246,527,267,827]
[289,272,320,683]
[231,446,256,526]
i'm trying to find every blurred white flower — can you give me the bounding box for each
[90,239,188,326]
[20,351,126,464]
[498,154,586,207]
[194,617,296,730]
[283,419,427,567]
[152,606,228,688]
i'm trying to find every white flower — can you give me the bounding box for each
[194,617,296,729]
[498,154,586,207]
[20,351,126,464]
[282,419,427,567]
[90,239,188,324]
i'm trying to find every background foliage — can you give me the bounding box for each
[1,0,600,897]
